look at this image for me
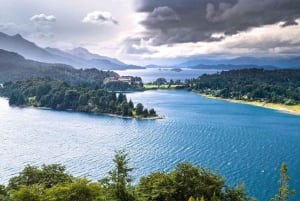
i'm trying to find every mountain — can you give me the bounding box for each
[46,47,142,70]
[228,56,300,68]
[68,47,125,66]
[190,64,277,70]
[0,49,118,84]
[0,32,60,63]
[178,59,220,67]
[145,64,169,68]
[0,32,143,70]
[178,57,300,68]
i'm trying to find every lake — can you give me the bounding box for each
[0,90,300,201]
[115,68,220,83]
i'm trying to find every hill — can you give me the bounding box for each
[0,32,143,70]
[0,49,117,85]
[178,57,300,69]
[185,68,300,105]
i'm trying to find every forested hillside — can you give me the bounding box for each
[0,49,117,85]
[185,68,300,105]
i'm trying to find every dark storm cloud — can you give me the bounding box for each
[135,0,300,45]
[146,6,180,25]
[281,20,298,27]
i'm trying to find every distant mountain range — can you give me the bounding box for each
[0,32,143,70]
[177,56,300,68]
[0,49,118,84]
[1,32,299,71]
[188,64,277,70]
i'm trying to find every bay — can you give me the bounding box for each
[115,68,219,83]
[0,90,300,201]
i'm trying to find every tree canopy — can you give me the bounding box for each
[0,154,294,201]
[0,78,157,118]
[185,68,300,105]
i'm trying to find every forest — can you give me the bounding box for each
[0,49,144,91]
[0,79,157,118]
[185,68,300,105]
[0,151,294,201]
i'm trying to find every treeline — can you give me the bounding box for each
[0,79,157,118]
[105,77,144,92]
[0,151,295,201]
[185,68,300,105]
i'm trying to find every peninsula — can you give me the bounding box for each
[0,78,159,119]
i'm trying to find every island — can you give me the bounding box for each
[0,78,160,119]
[170,68,183,72]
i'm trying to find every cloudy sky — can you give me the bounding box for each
[0,0,300,65]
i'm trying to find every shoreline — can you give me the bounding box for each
[103,113,165,120]
[198,93,300,116]
[30,105,164,120]
[0,96,164,120]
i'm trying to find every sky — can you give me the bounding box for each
[0,0,300,65]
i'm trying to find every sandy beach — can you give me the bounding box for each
[199,94,300,116]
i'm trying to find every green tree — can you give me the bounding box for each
[223,183,249,201]
[210,193,220,201]
[143,109,149,117]
[117,93,127,104]
[0,185,8,201]
[101,150,135,201]
[135,103,144,116]
[44,179,103,201]
[137,172,175,201]
[79,93,89,105]
[8,164,72,190]
[172,163,224,201]
[10,185,42,201]
[8,165,42,190]
[149,109,156,117]
[36,84,51,99]
[128,100,134,110]
[63,90,80,109]
[40,164,73,188]
[9,90,26,106]
[270,163,295,201]
[121,102,130,116]
[154,78,167,86]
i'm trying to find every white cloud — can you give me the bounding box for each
[82,11,118,25]
[30,14,56,23]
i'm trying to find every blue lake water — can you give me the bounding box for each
[115,68,219,82]
[0,90,300,201]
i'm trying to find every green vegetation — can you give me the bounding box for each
[100,150,135,201]
[105,77,144,92]
[0,78,157,119]
[270,163,296,201]
[0,49,144,92]
[144,84,184,90]
[185,68,300,105]
[144,78,185,90]
[0,152,295,201]
[0,49,117,85]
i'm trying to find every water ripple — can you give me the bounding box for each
[0,91,300,201]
